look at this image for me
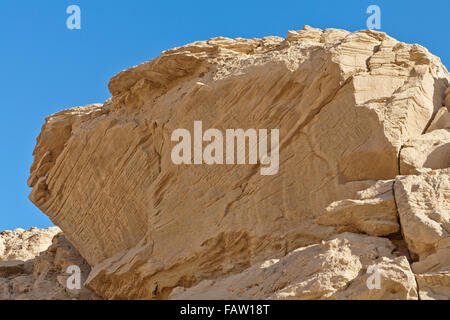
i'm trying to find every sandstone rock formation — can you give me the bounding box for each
[399,130,450,175]
[394,169,450,299]
[0,228,97,300]
[21,26,450,300]
[0,226,60,261]
[171,233,418,300]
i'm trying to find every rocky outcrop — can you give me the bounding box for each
[24,26,450,300]
[170,233,418,300]
[395,169,449,261]
[399,130,450,175]
[394,169,449,300]
[0,227,60,261]
[0,228,97,300]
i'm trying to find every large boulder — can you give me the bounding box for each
[27,26,449,299]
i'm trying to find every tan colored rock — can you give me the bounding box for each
[170,233,417,300]
[0,278,9,297]
[0,227,61,261]
[399,129,450,175]
[445,87,450,108]
[410,238,450,300]
[0,231,97,300]
[0,261,24,277]
[415,272,450,300]
[394,169,450,299]
[415,268,450,300]
[27,27,449,299]
[411,238,450,274]
[394,169,449,260]
[317,180,399,236]
[426,107,450,133]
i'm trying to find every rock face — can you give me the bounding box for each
[317,180,399,236]
[394,169,450,300]
[0,228,97,300]
[0,227,60,261]
[171,233,418,300]
[399,130,450,175]
[25,26,450,299]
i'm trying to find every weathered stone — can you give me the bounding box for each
[415,272,450,300]
[399,130,450,175]
[445,88,450,108]
[0,227,61,261]
[394,169,449,260]
[170,233,418,300]
[394,169,450,299]
[0,230,97,300]
[317,180,399,236]
[25,26,450,299]
[0,261,24,277]
[426,107,450,133]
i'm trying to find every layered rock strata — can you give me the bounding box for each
[24,26,450,299]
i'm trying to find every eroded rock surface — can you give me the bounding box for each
[170,233,418,300]
[0,229,97,300]
[399,130,450,175]
[25,26,450,299]
[394,169,450,300]
[0,227,60,261]
[317,180,399,236]
[426,107,450,133]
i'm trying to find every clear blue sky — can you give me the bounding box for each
[0,0,448,230]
